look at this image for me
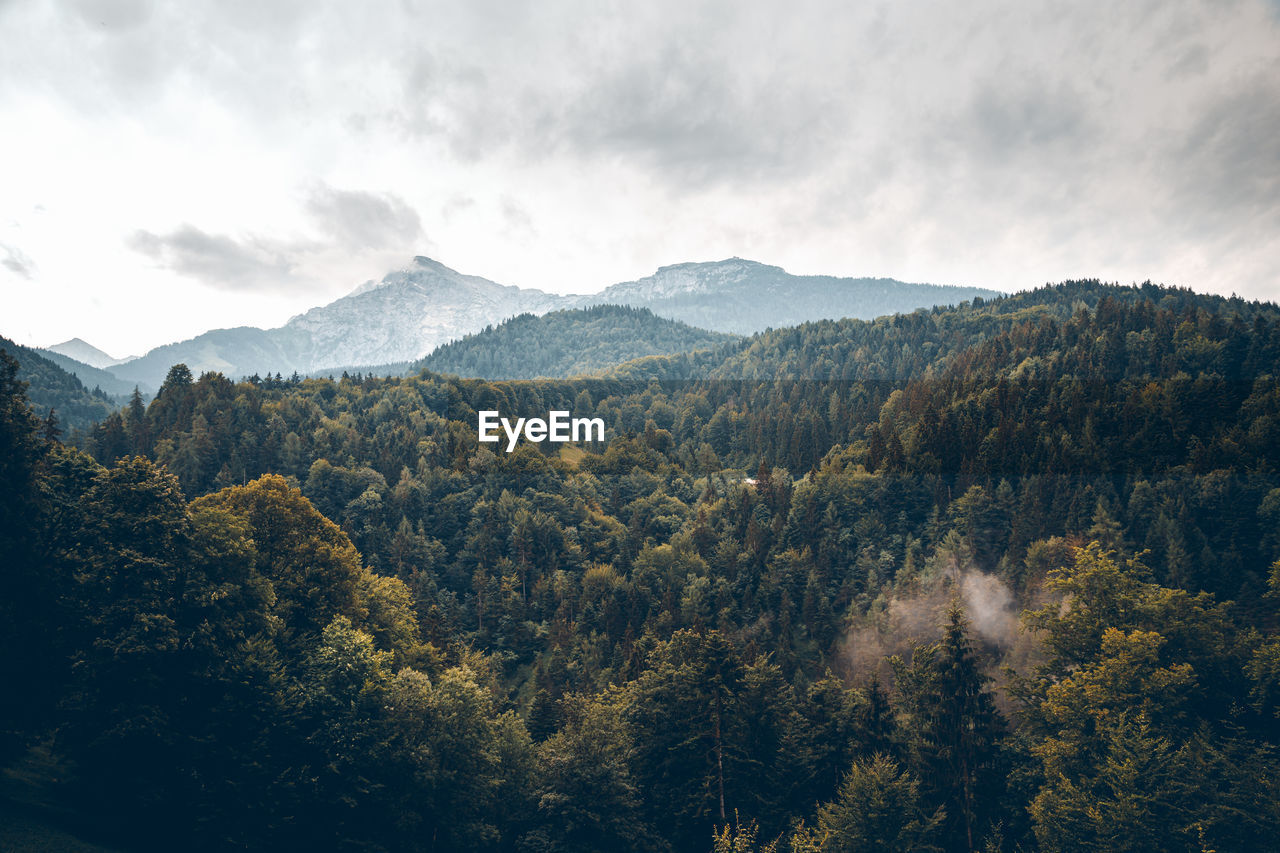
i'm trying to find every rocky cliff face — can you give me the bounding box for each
[289,257,571,370]
[582,258,773,302]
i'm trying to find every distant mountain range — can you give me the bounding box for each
[46,337,135,369]
[103,257,567,389]
[35,346,146,397]
[579,258,999,335]
[45,256,1001,389]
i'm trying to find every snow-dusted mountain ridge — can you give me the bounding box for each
[285,256,568,368]
[105,255,1000,388]
[576,258,999,336]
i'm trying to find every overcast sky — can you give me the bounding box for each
[2,0,1278,357]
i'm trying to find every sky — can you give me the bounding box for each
[1,0,1278,358]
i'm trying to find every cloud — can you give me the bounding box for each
[385,1,862,186]
[964,77,1095,160]
[68,0,151,31]
[5,0,1280,317]
[1,242,34,279]
[127,184,426,293]
[1172,74,1280,229]
[500,196,535,236]
[128,225,299,292]
[304,183,423,250]
[441,194,476,223]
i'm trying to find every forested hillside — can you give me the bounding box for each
[5,280,1280,852]
[0,334,117,433]
[415,305,736,379]
[34,346,145,398]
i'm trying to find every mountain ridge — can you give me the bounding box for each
[413,304,737,379]
[0,334,118,432]
[99,256,1001,388]
[46,337,133,369]
[578,257,999,335]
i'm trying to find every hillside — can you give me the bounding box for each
[7,279,1280,852]
[45,337,132,369]
[0,336,116,433]
[107,324,313,390]
[414,304,737,379]
[607,279,1274,383]
[35,348,147,398]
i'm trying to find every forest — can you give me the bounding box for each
[1,333,118,433]
[4,279,1280,851]
[414,305,736,380]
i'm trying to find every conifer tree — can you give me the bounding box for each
[893,603,1005,852]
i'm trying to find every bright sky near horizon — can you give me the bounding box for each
[2,0,1278,358]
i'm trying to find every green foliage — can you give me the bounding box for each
[0,336,117,433]
[523,693,660,852]
[1017,544,1248,737]
[892,605,1005,851]
[416,304,736,379]
[1017,546,1280,852]
[1030,718,1280,853]
[193,475,365,642]
[5,280,1280,850]
[619,629,805,848]
[0,348,52,753]
[711,813,779,853]
[792,754,944,853]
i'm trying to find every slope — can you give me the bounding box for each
[0,336,115,433]
[579,257,1002,334]
[413,304,737,379]
[35,348,148,397]
[45,337,131,369]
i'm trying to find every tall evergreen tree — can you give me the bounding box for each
[893,604,1005,852]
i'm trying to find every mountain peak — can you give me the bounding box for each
[594,258,785,303]
[654,257,769,274]
[582,258,1002,334]
[46,337,125,369]
[346,256,466,298]
[411,255,457,273]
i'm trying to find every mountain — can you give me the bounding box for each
[577,258,1001,334]
[45,337,132,369]
[110,257,569,388]
[109,325,312,389]
[602,278,1251,384]
[413,304,737,379]
[0,335,116,433]
[34,348,148,397]
[290,256,567,368]
[106,256,1000,389]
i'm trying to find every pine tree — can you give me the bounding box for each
[0,349,50,755]
[894,603,1005,852]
